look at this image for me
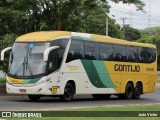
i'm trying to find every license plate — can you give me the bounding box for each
[19,89,26,93]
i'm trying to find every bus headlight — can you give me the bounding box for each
[35,76,51,85]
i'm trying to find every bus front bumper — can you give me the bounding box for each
[6,83,61,95]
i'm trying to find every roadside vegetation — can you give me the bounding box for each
[157,77,160,83]
[0,78,5,83]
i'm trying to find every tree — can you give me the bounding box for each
[109,19,123,38]
[0,0,145,71]
[140,26,160,37]
[0,0,145,35]
[123,25,141,41]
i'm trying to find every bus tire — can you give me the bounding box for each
[124,82,134,99]
[28,95,41,101]
[92,94,111,100]
[60,83,74,102]
[133,83,142,99]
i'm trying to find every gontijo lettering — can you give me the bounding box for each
[114,64,140,72]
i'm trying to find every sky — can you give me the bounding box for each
[108,0,160,29]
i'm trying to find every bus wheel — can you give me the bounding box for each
[124,83,134,99]
[92,94,111,100]
[60,83,74,102]
[133,83,142,99]
[28,95,41,101]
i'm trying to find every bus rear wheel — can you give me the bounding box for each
[60,83,74,102]
[133,83,142,99]
[124,83,134,99]
[92,94,111,100]
[28,95,41,101]
[118,83,134,99]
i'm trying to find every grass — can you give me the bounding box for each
[0,78,6,83]
[157,76,160,83]
[5,104,160,120]
[65,104,160,111]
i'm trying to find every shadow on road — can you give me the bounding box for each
[8,95,151,103]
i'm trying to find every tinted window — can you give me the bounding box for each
[149,48,156,63]
[65,39,156,64]
[126,46,137,62]
[125,46,156,63]
[85,41,99,60]
[47,39,69,72]
[99,43,113,60]
[66,40,84,62]
[47,49,59,73]
[51,39,68,48]
[140,47,156,63]
[112,44,126,61]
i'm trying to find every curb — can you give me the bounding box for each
[0,83,6,95]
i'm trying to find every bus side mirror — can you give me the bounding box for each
[44,46,59,62]
[1,47,12,61]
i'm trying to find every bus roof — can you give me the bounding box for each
[16,31,156,48]
[16,31,71,42]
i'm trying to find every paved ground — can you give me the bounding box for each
[0,87,160,111]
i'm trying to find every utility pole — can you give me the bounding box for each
[106,17,108,36]
[148,0,151,28]
[121,17,127,39]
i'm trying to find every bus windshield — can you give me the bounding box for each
[8,42,50,78]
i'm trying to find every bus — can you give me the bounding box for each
[1,31,157,102]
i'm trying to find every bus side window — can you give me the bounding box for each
[141,47,149,63]
[112,44,125,61]
[126,46,136,62]
[135,47,142,63]
[149,48,156,63]
[66,40,84,63]
[99,43,113,61]
[85,41,99,60]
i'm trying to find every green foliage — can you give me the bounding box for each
[140,26,160,37]
[124,25,141,41]
[109,20,123,38]
[0,34,17,71]
[0,78,6,83]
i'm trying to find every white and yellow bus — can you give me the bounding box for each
[1,31,157,101]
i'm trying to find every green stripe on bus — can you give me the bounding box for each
[81,60,115,88]
[92,61,115,88]
[71,36,94,41]
[23,78,41,84]
[81,60,105,88]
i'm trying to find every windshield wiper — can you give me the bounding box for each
[13,57,25,77]
[13,56,33,78]
[25,47,33,77]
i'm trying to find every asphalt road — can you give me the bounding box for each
[0,87,160,111]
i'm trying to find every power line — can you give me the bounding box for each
[110,8,160,23]
[110,5,160,18]
[110,4,160,23]
[148,0,151,27]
